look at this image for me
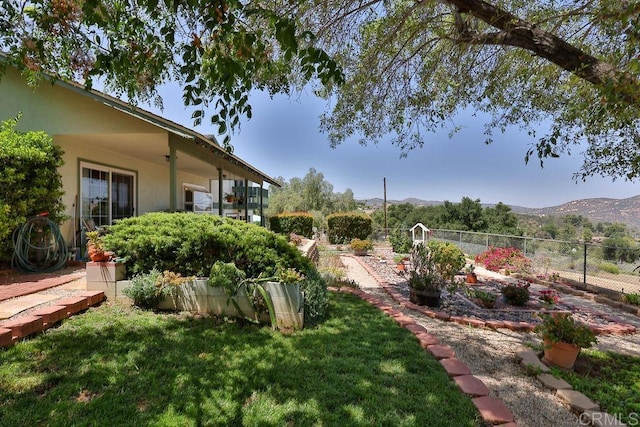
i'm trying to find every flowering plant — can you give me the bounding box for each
[408,242,442,291]
[534,313,597,348]
[475,246,532,273]
[501,281,530,306]
[539,289,559,304]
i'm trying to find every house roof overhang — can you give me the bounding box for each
[0,54,281,187]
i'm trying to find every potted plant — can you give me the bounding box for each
[85,230,113,262]
[534,312,597,369]
[464,263,478,284]
[394,254,409,271]
[224,193,235,202]
[407,242,443,307]
[350,238,373,256]
[539,289,559,309]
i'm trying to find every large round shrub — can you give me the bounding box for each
[103,212,328,323]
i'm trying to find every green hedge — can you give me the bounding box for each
[103,212,328,324]
[0,116,65,262]
[326,212,372,244]
[270,212,313,238]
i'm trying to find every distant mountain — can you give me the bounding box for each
[359,195,640,228]
[516,196,640,228]
[361,197,441,208]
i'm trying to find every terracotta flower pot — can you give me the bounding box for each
[88,244,113,262]
[465,273,478,284]
[543,339,580,369]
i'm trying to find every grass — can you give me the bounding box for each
[551,349,640,424]
[0,293,482,426]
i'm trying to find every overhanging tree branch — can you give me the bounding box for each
[446,0,640,106]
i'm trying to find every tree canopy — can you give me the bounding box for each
[304,0,640,182]
[267,167,357,217]
[0,0,343,151]
[2,0,639,180]
[372,197,523,235]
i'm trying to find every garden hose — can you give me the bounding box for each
[12,214,68,273]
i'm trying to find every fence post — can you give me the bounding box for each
[583,243,587,284]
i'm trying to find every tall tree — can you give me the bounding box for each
[266,167,356,216]
[299,0,640,180]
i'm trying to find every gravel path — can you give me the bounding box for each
[340,251,640,427]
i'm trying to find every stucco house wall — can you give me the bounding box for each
[0,64,278,251]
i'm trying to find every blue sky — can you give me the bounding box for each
[150,86,639,209]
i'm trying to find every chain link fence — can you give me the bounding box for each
[386,228,640,295]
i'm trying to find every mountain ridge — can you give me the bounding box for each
[360,195,640,228]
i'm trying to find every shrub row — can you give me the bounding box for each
[326,212,372,244]
[270,212,313,238]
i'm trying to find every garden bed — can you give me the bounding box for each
[360,252,636,333]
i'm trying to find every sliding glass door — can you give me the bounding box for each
[81,162,136,226]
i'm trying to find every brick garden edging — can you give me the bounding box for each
[328,285,516,426]
[0,291,105,349]
[354,256,636,336]
[342,254,640,426]
[516,349,626,426]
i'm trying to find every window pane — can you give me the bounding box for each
[112,172,134,221]
[81,167,109,227]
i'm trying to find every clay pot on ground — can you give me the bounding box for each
[465,273,478,284]
[542,338,581,369]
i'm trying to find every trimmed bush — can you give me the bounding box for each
[428,240,466,283]
[270,212,313,238]
[103,212,328,324]
[0,116,65,262]
[326,212,372,244]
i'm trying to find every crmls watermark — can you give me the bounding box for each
[578,412,639,426]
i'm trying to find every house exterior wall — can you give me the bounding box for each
[1,70,216,246]
[56,137,211,244]
[0,67,159,135]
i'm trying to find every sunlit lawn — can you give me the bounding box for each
[0,292,482,426]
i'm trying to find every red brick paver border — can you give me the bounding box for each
[0,270,85,302]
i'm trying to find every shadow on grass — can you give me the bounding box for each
[0,293,483,426]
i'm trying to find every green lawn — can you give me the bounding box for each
[0,293,482,426]
[551,349,640,425]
